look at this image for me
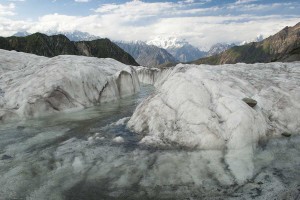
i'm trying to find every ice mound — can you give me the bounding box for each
[0,49,140,122]
[128,62,300,182]
[129,62,300,148]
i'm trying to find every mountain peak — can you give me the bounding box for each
[146,36,189,49]
[43,30,101,41]
[146,36,206,62]
[207,43,236,56]
[114,40,177,67]
[240,34,264,45]
[13,31,30,37]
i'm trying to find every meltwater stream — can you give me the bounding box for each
[0,84,299,200]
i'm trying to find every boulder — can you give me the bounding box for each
[242,98,257,108]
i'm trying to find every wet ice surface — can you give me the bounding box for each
[0,85,299,200]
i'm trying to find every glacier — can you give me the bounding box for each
[0,48,299,199]
[133,66,173,85]
[128,62,300,183]
[1,107,299,199]
[0,49,140,122]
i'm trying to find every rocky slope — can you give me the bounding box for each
[0,33,139,66]
[193,22,300,65]
[115,41,177,67]
[0,49,140,122]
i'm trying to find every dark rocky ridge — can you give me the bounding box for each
[115,41,177,67]
[166,43,207,63]
[0,33,139,66]
[192,22,300,65]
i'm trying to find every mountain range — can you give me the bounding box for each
[8,23,300,67]
[207,43,236,56]
[193,22,300,65]
[13,30,101,42]
[10,31,234,66]
[0,33,138,66]
[147,36,207,62]
[115,41,177,67]
[45,30,101,41]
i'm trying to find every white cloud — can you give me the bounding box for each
[235,0,257,4]
[0,3,15,16]
[74,0,90,2]
[25,14,299,49]
[8,0,26,2]
[0,0,299,49]
[95,1,177,19]
[182,0,194,3]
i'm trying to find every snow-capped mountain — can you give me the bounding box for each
[204,35,264,57]
[13,31,30,37]
[146,36,189,49]
[115,41,177,67]
[207,43,236,56]
[240,34,264,45]
[44,30,101,41]
[147,36,206,62]
[12,30,101,41]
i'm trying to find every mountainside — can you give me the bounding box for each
[193,22,300,65]
[147,36,206,62]
[115,41,177,67]
[0,33,139,66]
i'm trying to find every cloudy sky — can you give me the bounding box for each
[0,0,299,49]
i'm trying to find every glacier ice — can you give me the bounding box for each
[0,49,140,122]
[133,66,173,85]
[0,48,299,199]
[128,62,300,183]
[129,62,300,147]
[1,124,299,199]
[0,85,299,199]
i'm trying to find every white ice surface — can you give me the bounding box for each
[0,49,140,121]
[128,62,300,183]
[0,88,299,199]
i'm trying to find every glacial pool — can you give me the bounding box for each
[0,84,299,200]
